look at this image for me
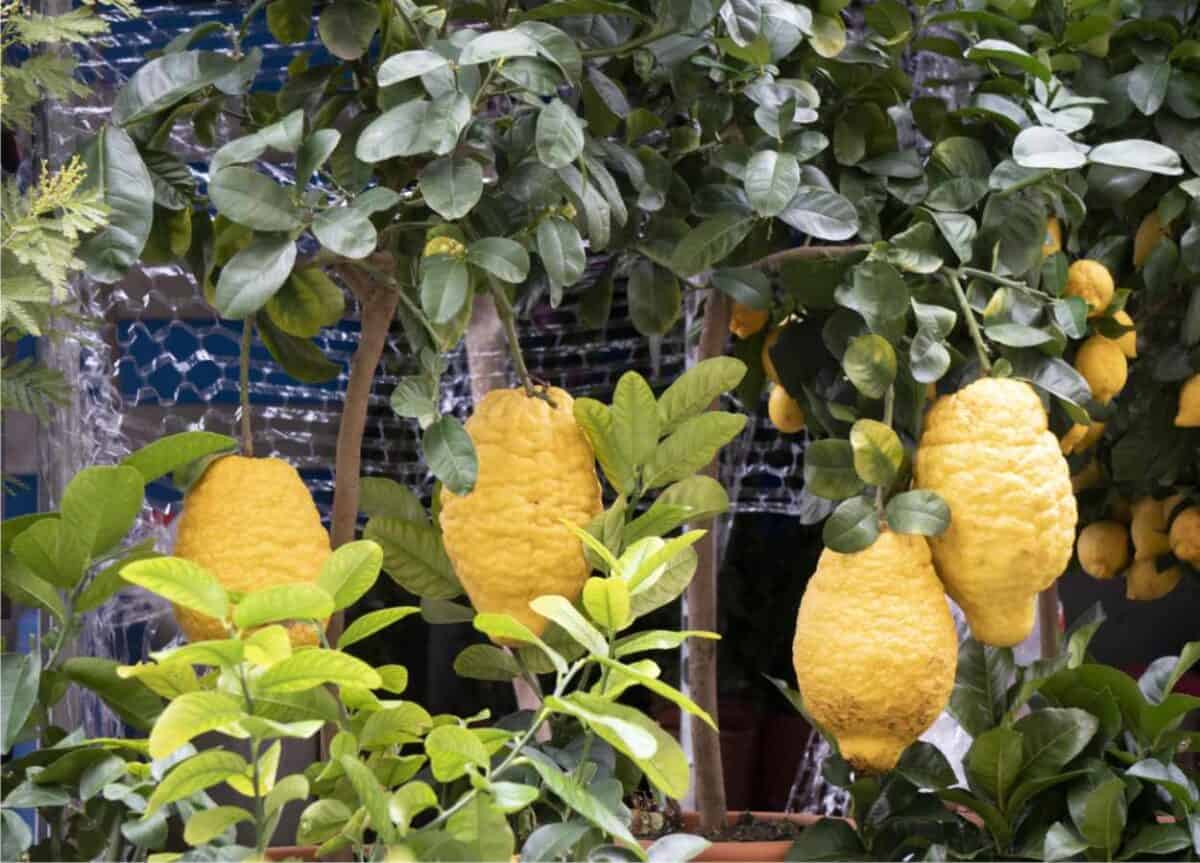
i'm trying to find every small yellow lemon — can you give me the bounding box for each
[173,456,331,644]
[1043,217,1062,257]
[1169,506,1200,566]
[423,236,466,258]
[1074,335,1127,404]
[761,326,782,385]
[1175,375,1200,427]
[729,303,769,340]
[792,530,957,773]
[1126,559,1181,601]
[1111,309,1137,358]
[1076,521,1129,580]
[768,385,806,433]
[1065,260,1115,318]
[1130,497,1170,559]
[1060,421,1105,456]
[1133,211,1170,268]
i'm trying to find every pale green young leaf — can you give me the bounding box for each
[425,724,490,782]
[628,545,697,618]
[146,750,248,814]
[233,583,334,632]
[546,693,657,760]
[529,595,608,657]
[298,799,352,845]
[183,806,251,845]
[340,755,397,843]
[266,774,310,817]
[390,781,439,833]
[611,370,660,469]
[522,749,645,855]
[257,649,382,694]
[121,557,228,622]
[360,702,434,748]
[446,792,516,861]
[453,644,522,681]
[474,614,568,674]
[657,358,747,435]
[121,432,236,485]
[564,519,622,575]
[642,412,747,489]
[582,577,631,632]
[151,638,244,668]
[613,629,720,658]
[116,660,199,700]
[573,397,635,494]
[849,419,903,487]
[596,655,717,729]
[148,690,247,760]
[629,530,705,591]
[317,539,384,610]
[338,606,420,649]
[243,625,293,668]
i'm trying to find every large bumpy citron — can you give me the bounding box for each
[729,303,769,339]
[792,530,956,773]
[173,456,331,644]
[1175,375,1200,427]
[915,378,1076,646]
[1075,335,1127,405]
[1076,521,1129,580]
[1169,505,1200,566]
[439,388,602,640]
[1065,260,1114,318]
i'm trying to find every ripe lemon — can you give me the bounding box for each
[915,378,1076,646]
[1133,211,1170,268]
[1126,559,1181,601]
[1175,375,1200,427]
[1074,335,1127,405]
[439,388,602,642]
[173,456,331,644]
[761,327,781,385]
[1130,497,1170,559]
[1111,309,1136,359]
[792,530,956,774]
[1060,421,1105,456]
[1065,260,1115,318]
[729,303,769,340]
[1042,217,1062,257]
[1076,521,1129,580]
[1168,504,1200,566]
[768,385,806,434]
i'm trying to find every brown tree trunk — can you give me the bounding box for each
[1038,585,1060,658]
[688,291,730,833]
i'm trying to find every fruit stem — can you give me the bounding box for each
[946,270,992,375]
[490,282,554,406]
[959,266,1027,289]
[875,385,894,522]
[239,319,254,457]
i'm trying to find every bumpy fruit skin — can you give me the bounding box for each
[1077,521,1129,580]
[1133,211,1169,268]
[173,456,331,644]
[729,303,769,339]
[1175,375,1200,427]
[1126,559,1181,600]
[1112,310,1137,359]
[1131,497,1171,559]
[1060,421,1105,456]
[915,378,1076,646]
[768,385,806,433]
[439,388,602,640]
[423,236,466,258]
[1042,217,1062,257]
[793,530,957,774]
[1169,506,1200,565]
[1065,260,1114,318]
[1075,335,1127,405]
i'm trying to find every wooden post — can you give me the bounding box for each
[1038,585,1060,658]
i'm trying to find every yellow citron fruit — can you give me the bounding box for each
[729,303,769,340]
[439,388,602,641]
[1076,521,1129,580]
[1042,217,1062,257]
[915,378,1076,646]
[792,530,956,774]
[1168,506,1200,565]
[1133,211,1170,268]
[422,236,466,258]
[1175,375,1200,427]
[1130,497,1171,559]
[1112,309,1137,358]
[1074,335,1127,405]
[761,327,782,385]
[1126,559,1181,601]
[1064,260,1115,318]
[173,456,331,644]
[1060,421,1105,456]
[768,385,806,433]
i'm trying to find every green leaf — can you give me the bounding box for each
[215,233,296,319]
[122,557,228,621]
[785,817,865,860]
[965,726,1023,804]
[1013,127,1086,170]
[378,49,449,86]
[446,792,515,861]
[111,50,238,125]
[359,702,433,747]
[614,629,718,657]
[422,416,478,495]
[710,267,771,309]
[656,357,747,434]
[1,808,32,861]
[1127,62,1170,115]
[965,38,1050,81]
[467,237,530,284]
[537,217,586,288]
[849,419,902,487]
[425,724,490,782]
[356,94,471,161]
[582,577,631,632]
[1117,823,1192,860]
[147,690,244,759]
[359,478,426,522]
[256,314,341,384]
[258,649,382,693]
[183,805,251,845]
[1138,642,1200,704]
[234,584,333,632]
[420,157,484,220]
[390,781,438,832]
[778,186,859,241]
[298,799,352,845]
[209,167,303,232]
[61,463,145,562]
[1,652,39,755]
[266,268,345,339]
[1088,140,1183,176]
[627,260,680,336]
[949,641,1014,737]
[842,334,897,399]
[0,553,64,621]
[536,98,586,169]
[834,260,909,332]
[267,0,312,42]
[147,750,248,814]
[574,398,635,493]
[458,28,542,65]
[523,749,643,854]
[79,125,155,283]
[670,214,755,277]
[529,595,608,656]
[803,439,865,500]
[886,490,950,536]
[1013,707,1098,777]
[821,496,880,553]
[1079,777,1126,852]
[625,476,729,542]
[547,693,657,760]
[420,254,471,325]
[642,412,747,489]
[318,0,380,60]
[313,206,377,259]
[1044,822,1089,861]
[364,517,461,600]
[453,644,522,680]
[744,150,801,217]
[612,370,660,469]
[338,606,419,649]
[339,755,396,842]
[595,654,716,731]
[212,111,304,173]
[122,432,236,484]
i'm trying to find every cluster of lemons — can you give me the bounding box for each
[1078,496,1200,600]
[729,308,807,433]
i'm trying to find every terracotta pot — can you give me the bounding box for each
[264,847,319,862]
[665,811,822,862]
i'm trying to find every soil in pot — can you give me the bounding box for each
[635,809,820,863]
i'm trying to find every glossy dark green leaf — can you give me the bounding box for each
[267,0,313,42]
[744,149,801,217]
[842,334,896,398]
[1088,139,1183,175]
[536,98,586,169]
[209,167,303,232]
[949,640,1014,737]
[111,50,238,125]
[670,214,756,277]
[886,490,950,536]
[422,416,478,495]
[318,0,380,60]
[257,313,341,383]
[312,206,376,259]
[778,186,859,241]
[296,129,340,182]
[215,234,296,319]
[537,217,586,289]
[834,260,909,331]
[803,439,866,500]
[266,268,345,338]
[420,157,484,220]
[467,237,530,284]
[710,267,771,309]
[420,255,471,325]
[822,496,879,553]
[965,39,1050,81]
[79,125,155,283]
[377,49,449,85]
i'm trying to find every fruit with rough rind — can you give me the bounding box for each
[1169,506,1200,565]
[1064,260,1114,318]
[1074,335,1127,405]
[768,385,805,434]
[1133,211,1171,268]
[439,387,602,642]
[1072,460,1101,494]
[1112,310,1136,358]
[793,530,957,774]
[915,378,1076,646]
[1060,421,1104,455]
[1175,375,1200,427]
[729,303,769,339]
[1076,521,1129,580]
[1131,497,1171,560]
[1126,559,1181,600]
[1042,217,1062,258]
[173,455,331,644]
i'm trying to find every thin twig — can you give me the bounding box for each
[945,269,992,375]
[580,27,678,58]
[239,320,254,456]
[490,282,552,404]
[875,385,895,522]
